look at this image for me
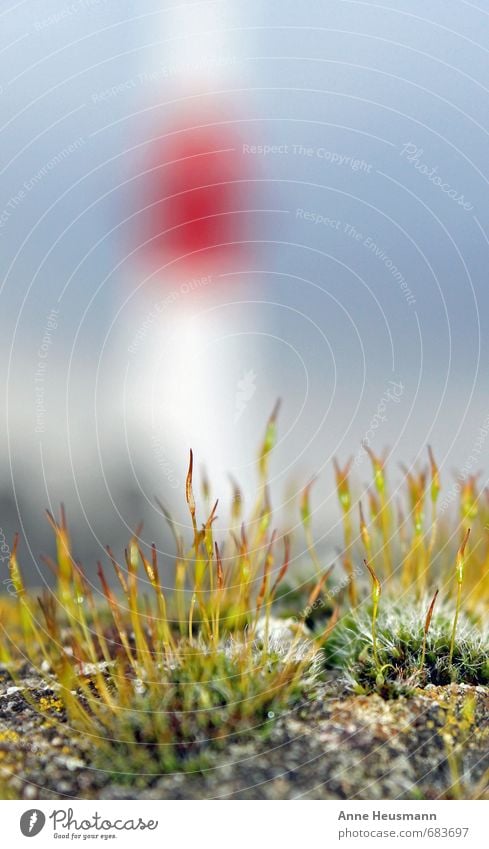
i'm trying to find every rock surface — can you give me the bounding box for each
[0,665,487,800]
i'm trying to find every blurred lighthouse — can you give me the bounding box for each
[123,2,260,512]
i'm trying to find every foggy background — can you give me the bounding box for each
[1,0,488,584]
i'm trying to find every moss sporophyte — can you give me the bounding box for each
[0,408,487,787]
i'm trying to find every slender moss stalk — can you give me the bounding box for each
[449,528,471,665]
[363,558,382,666]
[254,400,280,519]
[427,448,441,550]
[333,459,357,605]
[300,478,322,580]
[359,501,372,562]
[419,587,439,672]
[365,448,392,579]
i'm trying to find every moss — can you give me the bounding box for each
[324,600,489,697]
[0,416,488,796]
[89,645,311,781]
